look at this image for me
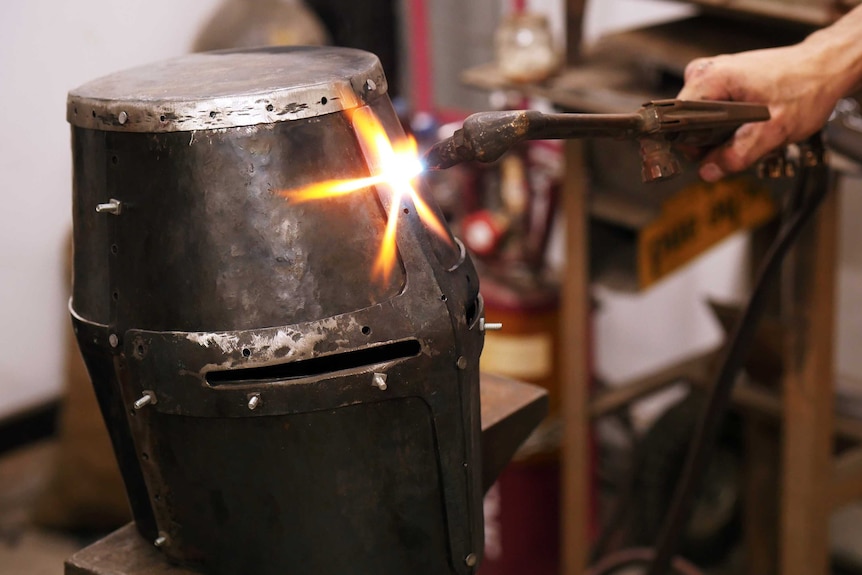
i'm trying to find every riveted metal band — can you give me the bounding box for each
[67,46,387,133]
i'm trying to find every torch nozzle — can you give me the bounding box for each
[423,129,473,171]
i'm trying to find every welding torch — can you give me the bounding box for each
[423,99,771,182]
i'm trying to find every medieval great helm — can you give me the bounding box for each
[69,46,485,575]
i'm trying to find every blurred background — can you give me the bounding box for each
[4,0,862,574]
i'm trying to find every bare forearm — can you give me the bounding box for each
[677,6,862,181]
[801,4,862,98]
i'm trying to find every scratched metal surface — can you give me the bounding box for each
[72,112,405,330]
[66,46,387,132]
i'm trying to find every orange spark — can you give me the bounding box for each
[280,106,450,282]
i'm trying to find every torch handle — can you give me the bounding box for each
[422,99,771,173]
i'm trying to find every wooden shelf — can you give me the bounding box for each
[461,60,663,114]
[666,0,845,26]
[588,14,812,76]
[462,14,815,114]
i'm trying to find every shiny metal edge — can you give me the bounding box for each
[67,68,388,133]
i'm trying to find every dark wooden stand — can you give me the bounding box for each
[66,524,193,575]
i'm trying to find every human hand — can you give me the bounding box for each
[679,42,851,181]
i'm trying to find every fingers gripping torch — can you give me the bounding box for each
[424,99,831,575]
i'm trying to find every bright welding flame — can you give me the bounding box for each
[280,107,450,282]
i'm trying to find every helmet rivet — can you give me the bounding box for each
[247,394,261,410]
[372,372,388,391]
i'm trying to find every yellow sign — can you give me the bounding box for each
[480,332,554,380]
[637,177,776,288]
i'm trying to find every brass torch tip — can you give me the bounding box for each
[422,134,465,171]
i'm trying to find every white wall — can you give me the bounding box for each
[526,0,694,50]
[583,0,694,42]
[0,0,221,419]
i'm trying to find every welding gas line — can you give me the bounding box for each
[588,547,705,575]
[588,144,815,568]
[645,136,828,575]
[588,430,650,564]
[585,136,829,575]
